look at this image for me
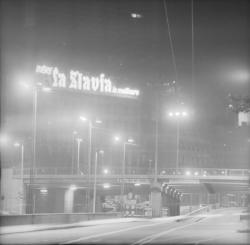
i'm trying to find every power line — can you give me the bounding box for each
[191,0,195,106]
[163,0,178,82]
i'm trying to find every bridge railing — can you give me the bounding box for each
[13,167,250,177]
[159,168,250,177]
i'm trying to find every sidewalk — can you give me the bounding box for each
[0,217,145,235]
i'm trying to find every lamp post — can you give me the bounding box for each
[76,138,82,174]
[168,110,189,169]
[79,116,102,212]
[19,82,51,214]
[113,136,136,198]
[13,142,24,183]
[93,149,104,213]
[14,142,24,214]
[71,131,78,174]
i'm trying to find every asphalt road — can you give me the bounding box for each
[0,208,249,244]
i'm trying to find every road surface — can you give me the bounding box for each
[0,208,249,244]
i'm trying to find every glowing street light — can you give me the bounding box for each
[42,87,52,92]
[79,116,87,121]
[103,168,109,174]
[114,135,120,142]
[130,13,143,19]
[127,138,134,143]
[0,134,10,146]
[40,188,48,194]
[69,185,77,191]
[95,119,102,124]
[103,183,110,189]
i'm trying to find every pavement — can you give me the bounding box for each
[0,217,148,235]
[0,206,210,235]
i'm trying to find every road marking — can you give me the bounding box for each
[192,232,230,245]
[132,219,204,245]
[61,218,181,244]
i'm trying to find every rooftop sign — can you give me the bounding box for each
[35,65,140,99]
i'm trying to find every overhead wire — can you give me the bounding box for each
[191,0,195,106]
[163,0,179,83]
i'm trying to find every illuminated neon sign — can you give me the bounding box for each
[36,65,140,98]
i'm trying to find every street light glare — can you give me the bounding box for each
[13,142,20,147]
[182,111,188,116]
[103,168,109,174]
[0,134,10,145]
[103,183,110,189]
[19,82,31,90]
[40,188,48,194]
[168,112,174,117]
[42,87,52,92]
[127,138,134,143]
[175,112,180,116]
[76,138,82,142]
[114,135,120,142]
[131,13,142,19]
[95,119,102,124]
[70,185,77,191]
[80,116,88,121]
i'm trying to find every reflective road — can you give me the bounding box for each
[0,208,249,244]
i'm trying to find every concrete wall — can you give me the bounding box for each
[0,212,120,226]
[0,169,24,214]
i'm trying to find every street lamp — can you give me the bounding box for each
[79,115,102,212]
[103,168,109,174]
[76,138,82,174]
[103,183,110,189]
[168,110,189,169]
[19,81,51,214]
[13,142,24,184]
[71,131,78,174]
[113,136,137,198]
[80,116,103,175]
[93,149,104,213]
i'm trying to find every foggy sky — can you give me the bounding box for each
[1,0,249,133]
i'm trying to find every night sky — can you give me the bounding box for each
[1,0,249,134]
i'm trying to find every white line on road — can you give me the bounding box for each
[132,221,203,245]
[61,218,181,244]
[192,233,229,245]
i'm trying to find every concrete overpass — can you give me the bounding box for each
[1,167,248,215]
